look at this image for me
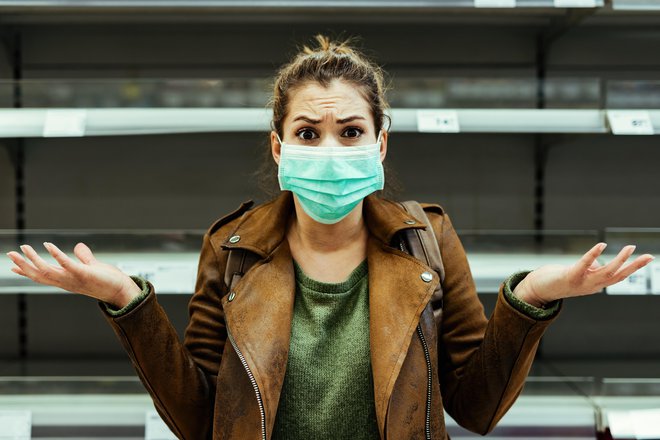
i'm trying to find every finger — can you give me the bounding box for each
[609,254,655,284]
[43,242,86,276]
[573,242,607,275]
[19,244,65,280]
[6,249,42,280]
[10,266,26,276]
[596,245,637,280]
[73,242,97,265]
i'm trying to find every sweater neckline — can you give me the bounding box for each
[292,258,368,294]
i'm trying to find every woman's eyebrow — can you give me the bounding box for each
[337,115,367,124]
[291,115,367,124]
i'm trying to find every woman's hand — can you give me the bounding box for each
[513,243,656,307]
[5,242,142,309]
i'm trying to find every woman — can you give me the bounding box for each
[5,35,655,440]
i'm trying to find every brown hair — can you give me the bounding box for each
[253,33,402,200]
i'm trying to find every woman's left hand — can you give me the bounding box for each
[513,243,656,307]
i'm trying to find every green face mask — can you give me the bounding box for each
[277,131,384,224]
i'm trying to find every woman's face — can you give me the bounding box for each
[270,78,388,164]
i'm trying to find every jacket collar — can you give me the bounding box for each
[220,190,428,256]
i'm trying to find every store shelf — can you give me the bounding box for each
[0,108,273,137]
[2,107,660,136]
[0,365,598,439]
[394,108,609,133]
[612,0,660,9]
[447,396,597,439]
[0,0,607,9]
[0,244,660,295]
[1,361,659,439]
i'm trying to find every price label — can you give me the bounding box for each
[117,261,197,293]
[607,408,660,439]
[145,410,177,440]
[554,0,597,6]
[650,261,660,294]
[417,110,460,133]
[607,410,634,437]
[42,109,87,137]
[630,408,660,439]
[0,410,31,440]
[474,0,516,6]
[607,110,654,135]
[606,266,649,295]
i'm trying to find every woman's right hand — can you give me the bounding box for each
[5,242,143,309]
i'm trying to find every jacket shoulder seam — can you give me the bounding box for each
[206,200,255,237]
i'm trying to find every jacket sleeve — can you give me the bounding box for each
[431,211,563,435]
[98,231,228,439]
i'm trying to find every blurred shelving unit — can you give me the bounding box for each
[1,0,660,439]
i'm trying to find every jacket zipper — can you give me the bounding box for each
[399,238,433,440]
[417,324,433,440]
[227,328,267,440]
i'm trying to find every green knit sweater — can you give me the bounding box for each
[270,258,379,439]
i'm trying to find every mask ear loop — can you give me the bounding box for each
[376,129,383,144]
[271,120,284,146]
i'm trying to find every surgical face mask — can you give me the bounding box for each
[277,130,385,224]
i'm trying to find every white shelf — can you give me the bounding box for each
[0,252,199,294]
[3,251,657,294]
[612,0,660,9]
[0,394,154,428]
[392,108,609,133]
[0,0,606,9]
[0,108,273,137]
[0,393,603,438]
[3,107,660,136]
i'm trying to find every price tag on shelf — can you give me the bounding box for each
[42,109,87,137]
[117,261,197,293]
[607,410,634,438]
[606,266,649,295]
[553,0,597,6]
[630,408,660,439]
[145,410,177,440]
[0,410,31,440]
[650,261,660,295]
[607,408,660,439]
[416,110,460,133]
[474,0,516,7]
[607,110,654,135]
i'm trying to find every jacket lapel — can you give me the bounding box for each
[366,233,440,438]
[220,238,295,438]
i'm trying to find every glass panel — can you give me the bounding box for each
[607,80,660,109]
[2,78,659,110]
[0,78,272,108]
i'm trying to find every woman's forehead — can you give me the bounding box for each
[286,80,371,120]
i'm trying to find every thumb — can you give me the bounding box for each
[73,242,97,265]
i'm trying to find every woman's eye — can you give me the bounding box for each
[343,127,363,138]
[296,129,317,141]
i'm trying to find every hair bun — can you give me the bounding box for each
[302,34,355,55]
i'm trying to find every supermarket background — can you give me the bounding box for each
[0,1,659,438]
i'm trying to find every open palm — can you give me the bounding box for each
[515,243,655,307]
[6,242,141,308]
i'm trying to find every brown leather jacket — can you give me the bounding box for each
[100,191,562,440]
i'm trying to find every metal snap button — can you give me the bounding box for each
[228,235,241,244]
[421,272,433,283]
[228,291,236,302]
[404,220,416,225]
